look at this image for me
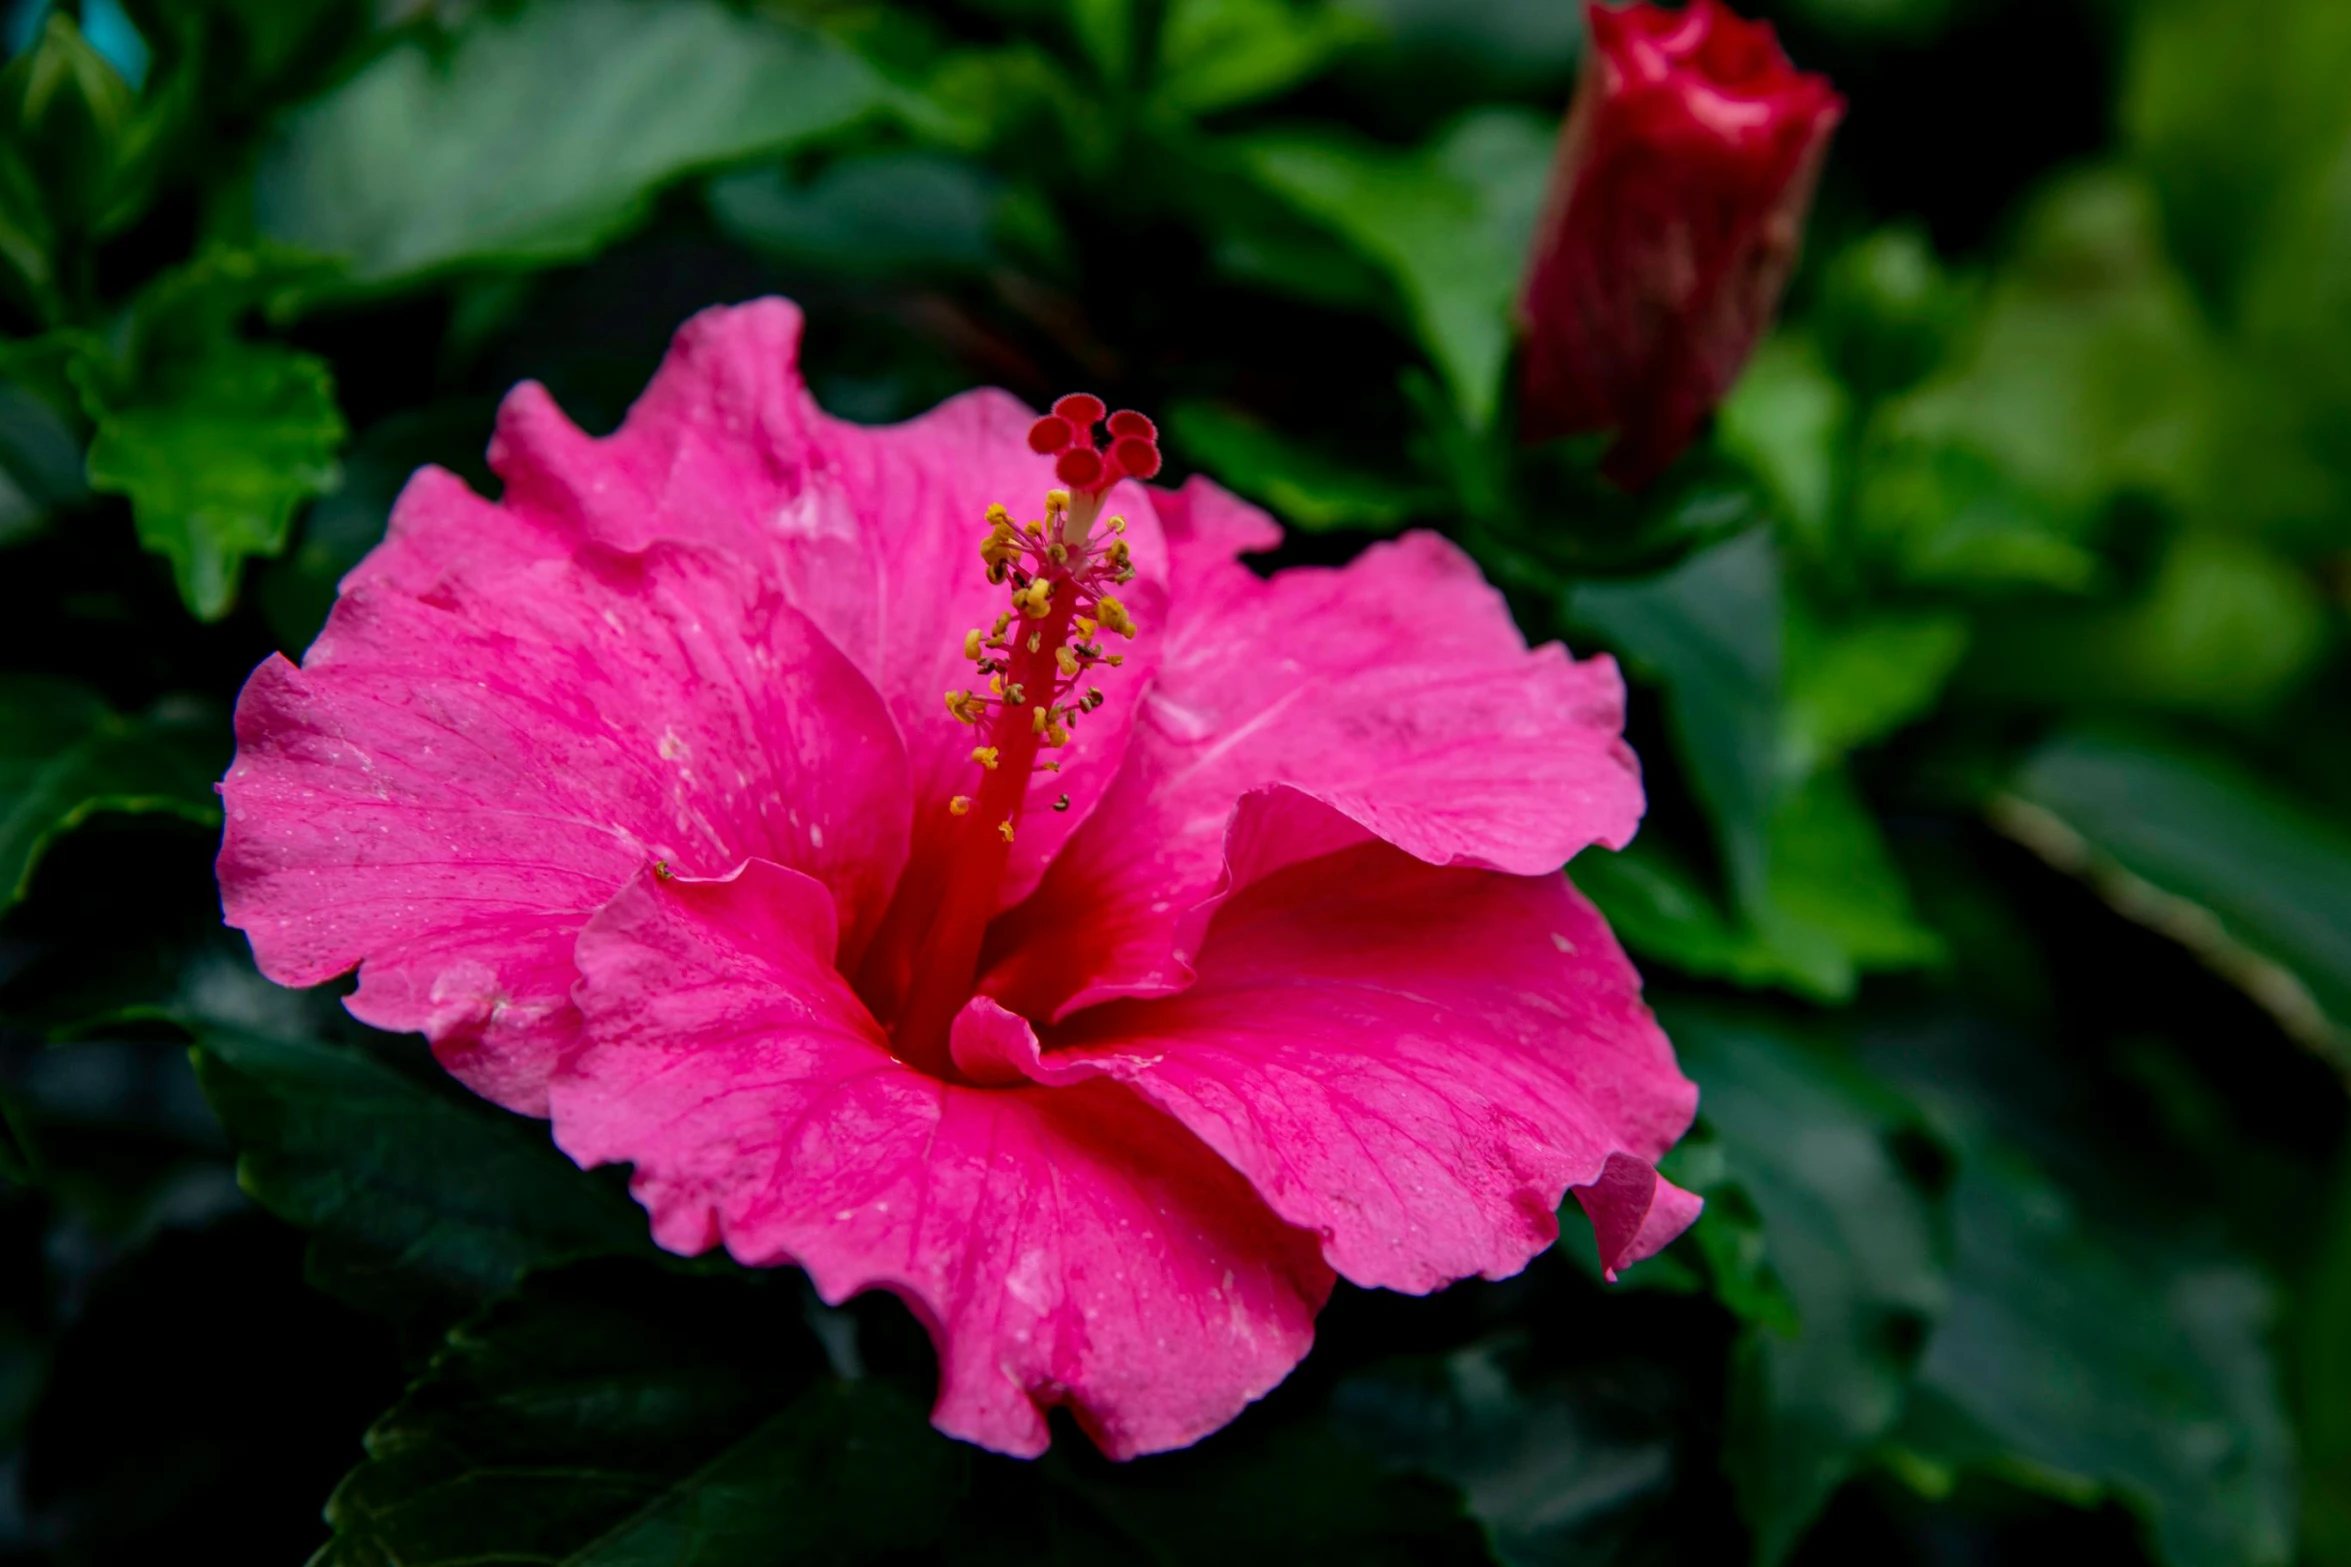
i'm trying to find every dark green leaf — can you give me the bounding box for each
[1890,1152,2296,1567]
[0,374,86,546]
[1665,1007,1949,1565]
[1234,109,1551,429]
[313,1263,957,1567]
[707,150,1012,278]
[1716,335,1849,552]
[253,0,891,291]
[0,676,224,910]
[1166,399,1431,532]
[1332,1336,1695,1565]
[1571,532,1782,904]
[1782,607,1969,775]
[1964,530,2329,719]
[1997,730,2351,1071]
[191,1025,653,1318]
[2306,1153,2351,1566]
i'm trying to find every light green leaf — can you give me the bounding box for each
[1155,0,1374,118]
[1234,108,1552,428]
[0,676,224,909]
[253,0,890,291]
[1783,608,1969,776]
[1846,435,2100,594]
[1996,729,2351,1069]
[82,338,343,620]
[1165,399,1430,532]
[1666,1007,1949,1566]
[1717,334,1848,552]
[192,1025,654,1318]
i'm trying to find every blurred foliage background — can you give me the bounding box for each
[0,0,2347,1561]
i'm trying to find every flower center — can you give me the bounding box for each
[880,394,1160,1077]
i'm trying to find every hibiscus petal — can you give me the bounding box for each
[482,298,1168,907]
[1008,808,1697,1292]
[219,477,910,1113]
[555,860,1334,1460]
[982,478,1645,1018]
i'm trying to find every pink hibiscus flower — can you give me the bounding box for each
[218,300,1700,1460]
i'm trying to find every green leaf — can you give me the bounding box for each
[82,338,344,620]
[0,676,225,910]
[1154,0,1374,118]
[2306,1153,2351,1566]
[1331,1335,1697,1565]
[1782,608,1969,775]
[1571,531,1782,904]
[0,373,86,546]
[1233,108,1552,429]
[1890,1151,2296,1567]
[1569,535,1940,1001]
[1882,168,2332,547]
[1570,841,1796,994]
[1165,399,1431,533]
[1964,530,2329,719]
[66,245,349,620]
[253,0,890,292]
[707,150,1011,279]
[1665,1007,1949,1566]
[1846,436,2100,595]
[1996,730,2351,1069]
[191,1025,654,1318]
[1716,335,1849,552]
[313,1264,959,1567]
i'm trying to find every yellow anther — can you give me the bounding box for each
[949,795,973,816]
[1109,516,1127,534]
[1024,520,1044,538]
[964,629,983,660]
[985,503,1011,527]
[1032,704,1048,734]
[1006,682,1026,704]
[1044,722,1069,747]
[1046,488,1071,510]
[1041,760,1062,772]
[1055,646,1080,677]
[992,612,1012,637]
[971,746,1000,770]
[945,689,981,724]
[998,818,1016,844]
[1026,631,1042,653]
[988,674,1004,697]
[1107,653,1125,666]
[1095,594,1136,638]
[1074,615,1097,639]
[1085,686,1105,708]
[1048,542,1068,564]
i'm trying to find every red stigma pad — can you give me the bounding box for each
[1027,416,1074,455]
[1052,393,1107,427]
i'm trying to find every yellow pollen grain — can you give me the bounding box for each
[992,612,1012,636]
[985,503,1010,526]
[964,629,983,660]
[949,795,972,816]
[1046,488,1070,509]
[988,674,1004,696]
[1026,631,1042,653]
[1056,646,1080,677]
[1095,594,1136,638]
[1074,615,1097,639]
[998,818,1015,843]
[1032,704,1048,734]
[971,746,1000,770]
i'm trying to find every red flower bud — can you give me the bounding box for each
[1518,0,1843,488]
